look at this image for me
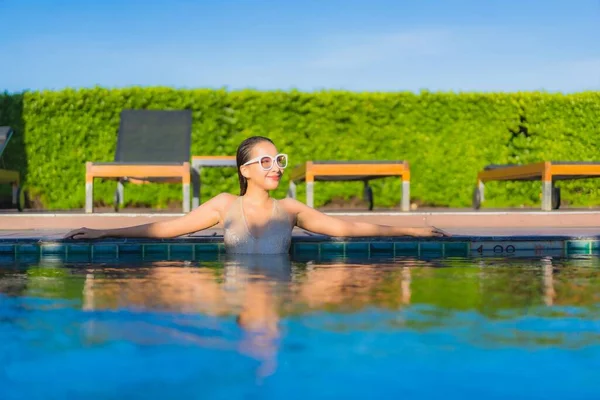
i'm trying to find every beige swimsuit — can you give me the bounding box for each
[223,197,294,254]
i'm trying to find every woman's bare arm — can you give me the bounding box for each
[284,198,449,237]
[65,193,234,240]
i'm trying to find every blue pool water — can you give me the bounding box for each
[2,254,600,399]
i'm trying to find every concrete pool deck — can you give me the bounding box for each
[1,209,599,238]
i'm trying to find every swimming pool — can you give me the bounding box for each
[2,252,600,399]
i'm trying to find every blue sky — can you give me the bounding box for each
[1,0,599,93]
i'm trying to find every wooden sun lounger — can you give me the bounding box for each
[0,126,23,211]
[474,161,600,211]
[85,110,193,213]
[289,160,411,211]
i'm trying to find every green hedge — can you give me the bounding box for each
[1,88,599,210]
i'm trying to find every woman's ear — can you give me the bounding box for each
[240,165,251,179]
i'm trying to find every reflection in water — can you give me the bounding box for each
[542,257,555,306]
[4,256,600,321]
[402,267,411,305]
[2,255,600,396]
[78,254,294,379]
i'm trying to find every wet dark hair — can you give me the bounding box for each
[236,136,274,195]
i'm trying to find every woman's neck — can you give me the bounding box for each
[243,186,270,205]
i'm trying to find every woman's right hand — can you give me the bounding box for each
[64,227,106,240]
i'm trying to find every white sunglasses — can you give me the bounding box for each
[243,153,288,171]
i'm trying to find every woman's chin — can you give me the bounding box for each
[263,181,281,191]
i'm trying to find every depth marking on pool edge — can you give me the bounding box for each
[470,241,565,257]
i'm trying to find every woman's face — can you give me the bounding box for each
[241,141,286,192]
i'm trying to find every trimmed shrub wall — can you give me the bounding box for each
[1,88,599,210]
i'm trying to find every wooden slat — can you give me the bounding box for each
[291,161,409,182]
[86,163,190,184]
[0,169,19,184]
[478,162,546,182]
[309,163,408,177]
[551,164,600,177]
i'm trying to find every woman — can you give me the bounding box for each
[66,136,449,254]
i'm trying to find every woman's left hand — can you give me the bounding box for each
[408,227,451,237]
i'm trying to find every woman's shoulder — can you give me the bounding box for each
[214,192,238,202]
[277,197,309,214]
[206,193,239,212]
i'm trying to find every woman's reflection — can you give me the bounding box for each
[81,255,292,379]
[79,256,422,379]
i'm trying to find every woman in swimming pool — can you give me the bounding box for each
[65,136,449,254]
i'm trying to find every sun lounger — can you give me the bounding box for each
[85,110,192,213]
[474,161,600,210]
[289,160,410,211]
[0,126,23,211]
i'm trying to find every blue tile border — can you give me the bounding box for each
[118,243,143,254]
[40,243,65,255]
[68,243,91,254]
[420,242,444,254]
[0,244,14,254]
[370,241,394,255]
[0,235,596,264]
[346,242,370,254]
[18,244,38,254]
[320,242,345,255]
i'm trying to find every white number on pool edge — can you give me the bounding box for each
[474,244,516,254]
[471,242,562,256]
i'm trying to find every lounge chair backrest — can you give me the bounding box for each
[115,110,192,163]
[0,126,13,157]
